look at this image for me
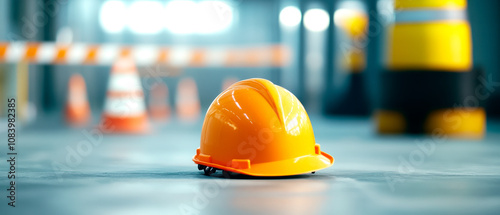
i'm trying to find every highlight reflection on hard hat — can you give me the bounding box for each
[1,0,499,214]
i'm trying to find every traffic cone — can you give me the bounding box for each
[221,77,238,92]
[65,74,91,126]
[148,82,171,122]
[100,57,149,133]
[176,78,201,121]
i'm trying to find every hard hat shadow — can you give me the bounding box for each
[203,172,334,180]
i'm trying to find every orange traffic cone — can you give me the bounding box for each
[65,74,91,126]
[221,77,238,92]
[176,78,201,121]
[148,82,171,122]
[100,58,149,133]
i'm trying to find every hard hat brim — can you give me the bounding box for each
[193,151,334,177]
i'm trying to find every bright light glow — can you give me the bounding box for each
[128,1,164,34]
[377,0,394,24]
[197,1,233,34]
[334,8,368,30]
[303,9,330,32]
[164,1,198,34]
[334,1,367,28]
[279,6,302,27]
[165,1,233,34]
[334,9,351,27]
[56,27,73,44]
[99,0,233,34]
[99,1,127,33]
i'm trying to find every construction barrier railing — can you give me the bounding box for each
[0,42,290,68]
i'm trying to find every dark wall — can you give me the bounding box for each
[469,0,500,117]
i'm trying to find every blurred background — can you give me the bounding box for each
[0,0,500,122]
[0,0,498,124]
[1,1,500,214]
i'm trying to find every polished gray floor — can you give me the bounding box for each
[1,115,500,215]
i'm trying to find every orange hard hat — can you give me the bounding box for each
[193,78,334,177]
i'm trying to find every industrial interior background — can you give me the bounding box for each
[0,0,500,215]
[0,0,499,117]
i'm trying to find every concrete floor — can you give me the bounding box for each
[1,115,500,215]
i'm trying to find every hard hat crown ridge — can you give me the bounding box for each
[194,78,334,177]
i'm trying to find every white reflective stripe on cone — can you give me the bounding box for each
[108,73,143,92]
[177,97,199,104]
[395,9,466,23]
[104,96,146,117]
[68,91,87,106]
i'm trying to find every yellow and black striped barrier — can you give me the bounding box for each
[376,0,485,138]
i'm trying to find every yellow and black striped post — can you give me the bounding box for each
[326,2,370,115]
[376,0,485,138]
